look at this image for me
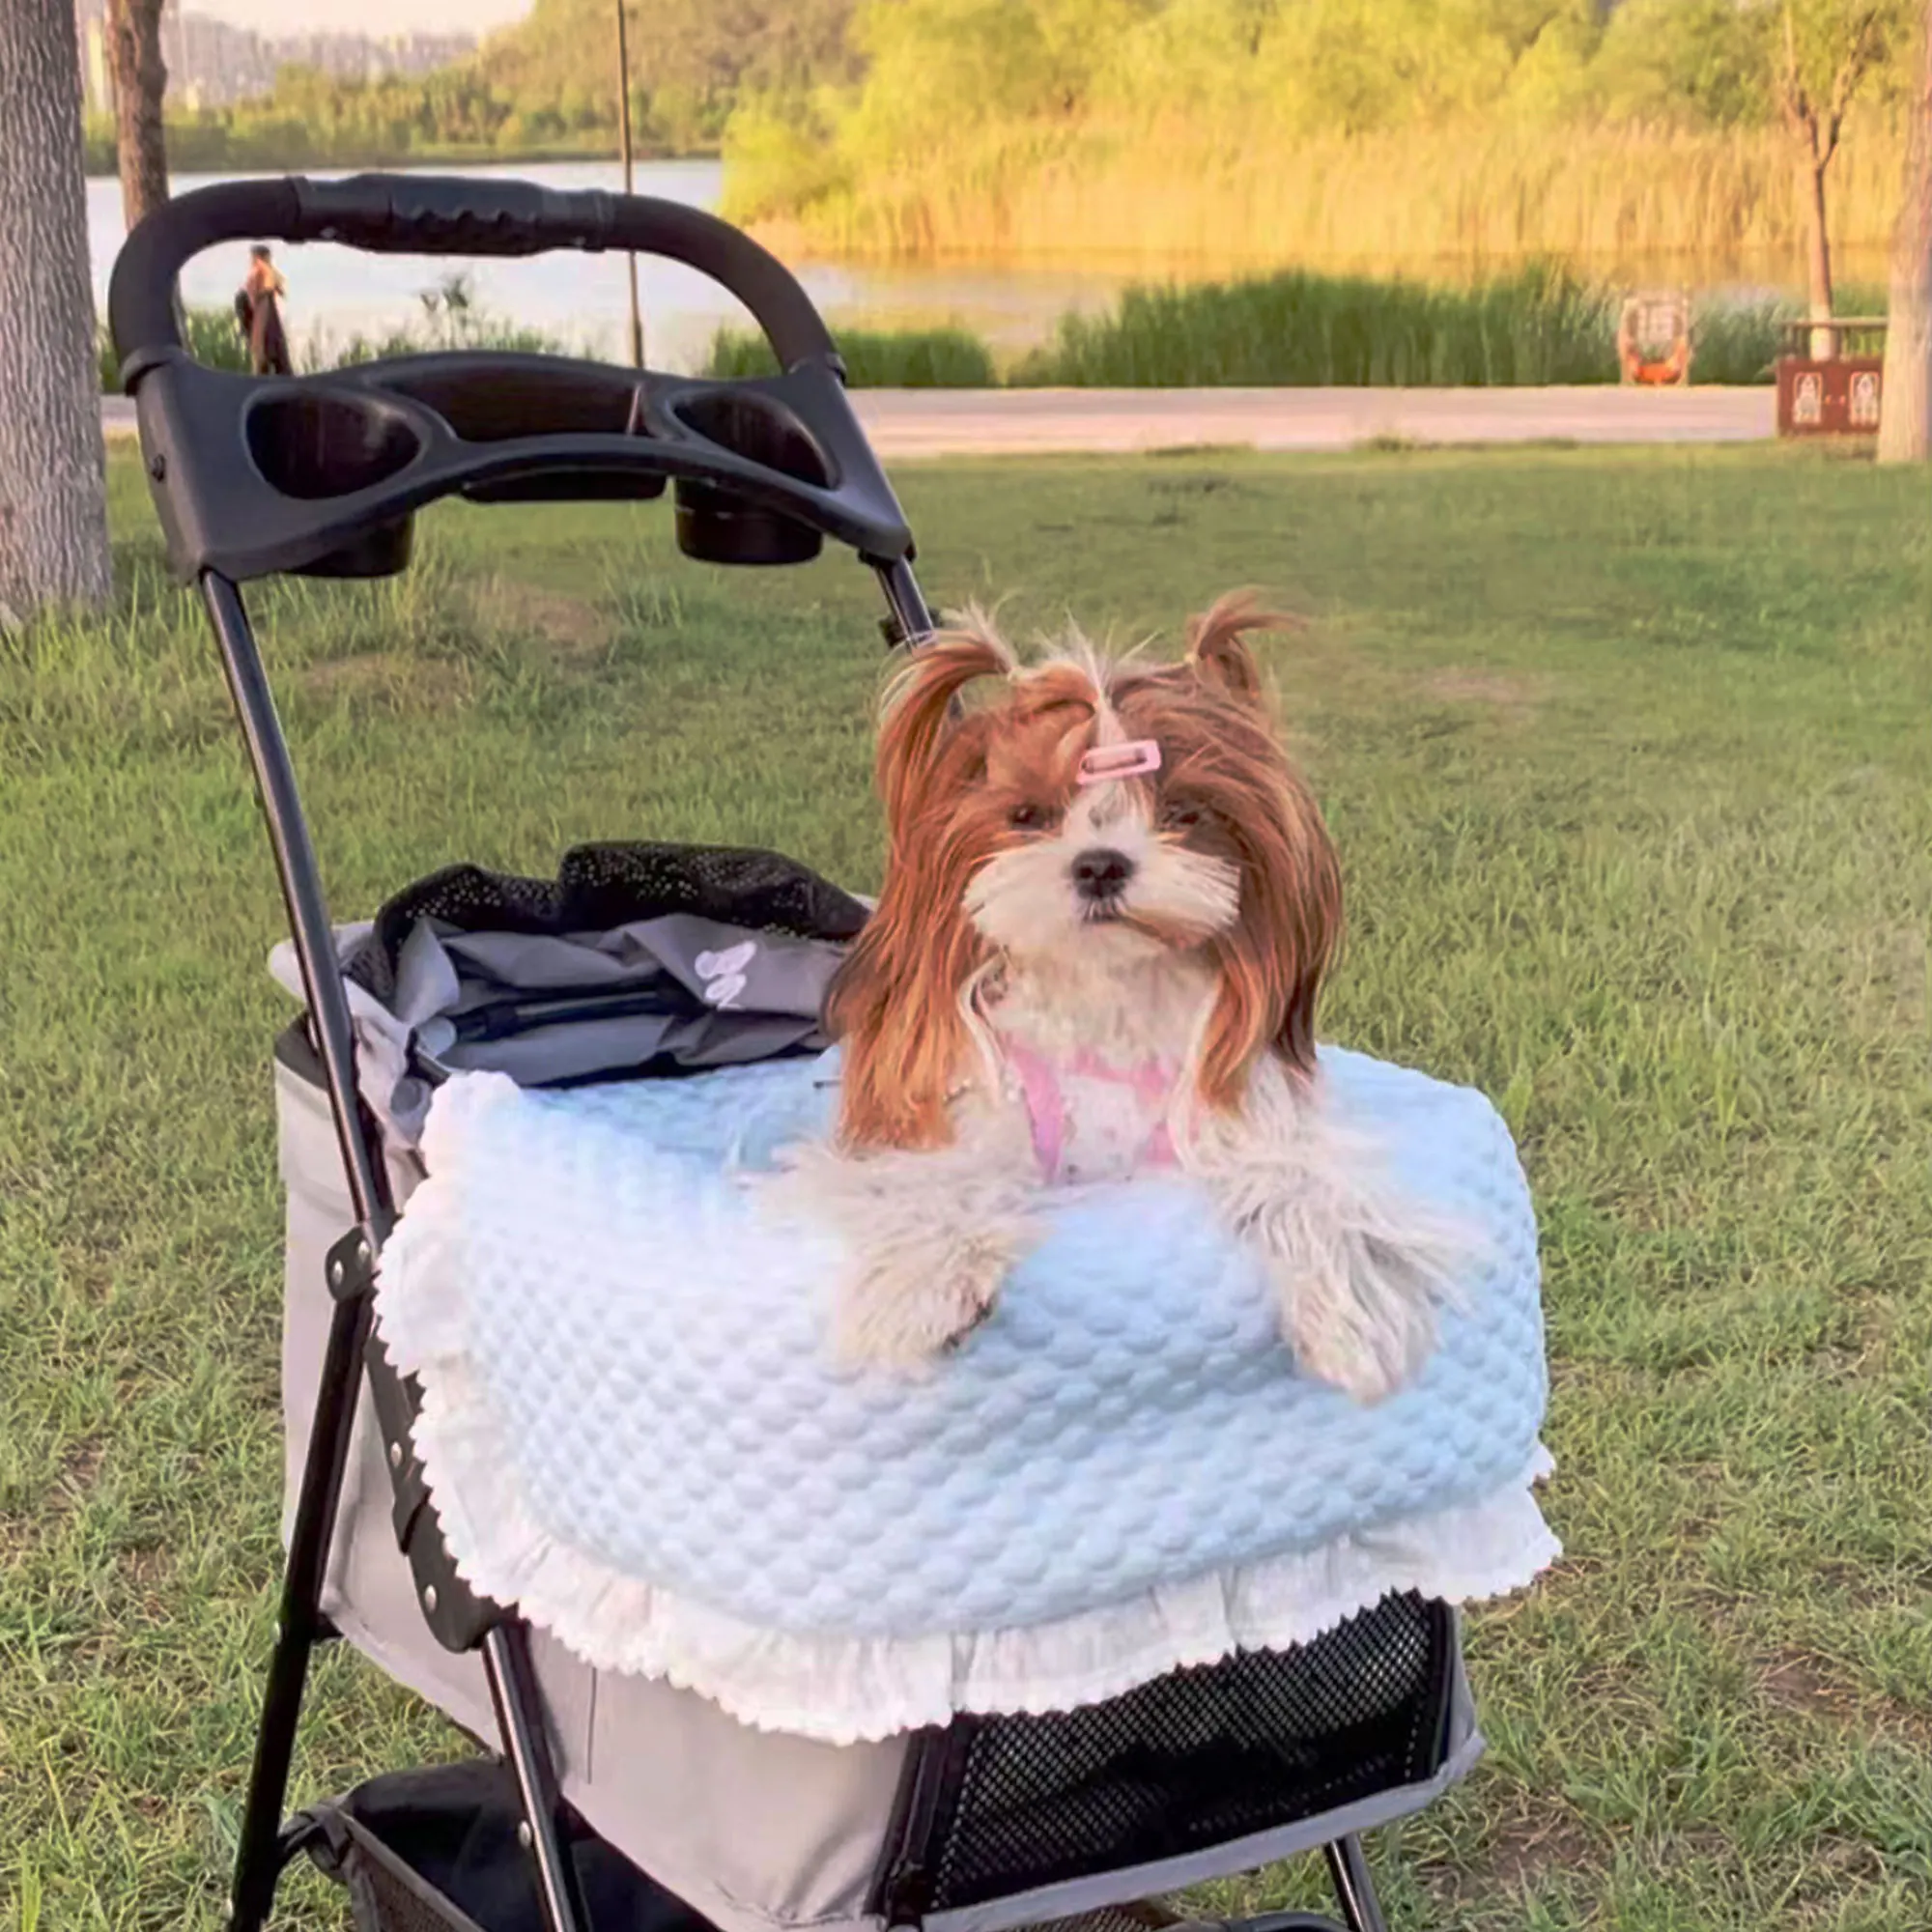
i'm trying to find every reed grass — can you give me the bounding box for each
[1010,264,1617,387]
[742,272,1889,389]
[97,271,1872,402]
[729,116,1908,287]
[1011,270,1891,388]
[704,324,998,386]
[311,317,565,369]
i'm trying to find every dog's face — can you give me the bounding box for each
[962,681,1254,969]
[829,596,1344,1150]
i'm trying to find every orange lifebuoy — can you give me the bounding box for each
[1620,337,1690,386]
[1617,294,1692,386]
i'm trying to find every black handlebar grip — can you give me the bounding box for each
[293,174,604,258]
[108,173,838,375]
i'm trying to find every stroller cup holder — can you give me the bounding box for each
[105,173,1435,1932]
[245,390,426,499]
[123,347,904,582]
[241,389,425,577]
[668,389,832,564]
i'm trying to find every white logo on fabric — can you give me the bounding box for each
[695,941,757,1009]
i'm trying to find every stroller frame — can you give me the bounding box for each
[109,174,1395,1932]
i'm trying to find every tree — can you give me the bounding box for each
[1589,0,1771,128]
[1880,0,1932,459]
[0,0,113,621]
[1772,0,1894,354]
[108,0,170,233]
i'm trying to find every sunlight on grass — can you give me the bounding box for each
[2,445,1929,1927]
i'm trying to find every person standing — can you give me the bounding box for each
[237,243,292,376]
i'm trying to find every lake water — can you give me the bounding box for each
[86,158,1131,371]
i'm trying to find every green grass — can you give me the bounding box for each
[4,444,1931,1928]
[98,306,253,392]
[704,322,999,386]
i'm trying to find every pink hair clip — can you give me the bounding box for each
[1077,739,1162,785]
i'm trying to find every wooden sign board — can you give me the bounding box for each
[1776,356,1884,436]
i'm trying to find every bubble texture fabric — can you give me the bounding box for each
[375,1046,1558,1742]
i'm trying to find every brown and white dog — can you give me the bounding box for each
[774,595,1468,1402]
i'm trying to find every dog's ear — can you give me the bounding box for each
[1197,791,1342,1102]
[825,877,983,1152]
[1184,592,1301,707]
[875,611,1014,837]
[830,612,1010,1151]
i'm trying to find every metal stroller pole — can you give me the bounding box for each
[484,1623,594,1932]
[1323,1835,1391,1932]
[205,571,595,1930]
[228,1290,372,1931]
[201,575,391,1233]
[876,556,933,647]
[202,571,402,1929]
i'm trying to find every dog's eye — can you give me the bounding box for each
[1008,802,1053,831]
[1160,801,1207,831]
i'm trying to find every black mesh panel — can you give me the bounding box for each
[341,1826,489,1932]
[1025,1908,1183,1932]
[876,1594,1455,1920]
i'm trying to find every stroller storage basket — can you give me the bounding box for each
[109,173,1492,1932]
[296,1763,717,1932]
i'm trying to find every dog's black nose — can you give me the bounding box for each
[1072,848,1135,900]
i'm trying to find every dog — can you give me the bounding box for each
[774,594,1471,1403]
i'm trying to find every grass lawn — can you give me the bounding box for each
[3,441,1930,1930]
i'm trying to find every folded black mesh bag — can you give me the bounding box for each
[345,842,870,1005]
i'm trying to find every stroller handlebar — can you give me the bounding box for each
[105,170,922,584]
[107,173,840,373]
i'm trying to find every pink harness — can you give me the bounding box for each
[997,739,1181,1183]
[999,1037,1180,1184]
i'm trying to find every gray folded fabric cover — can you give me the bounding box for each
[270,911,847,1148]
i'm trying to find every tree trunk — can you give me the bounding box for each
[1879,0,1932,463]
[0,0,113,623]
[108,0,169,234]
[1804,147,1837,360]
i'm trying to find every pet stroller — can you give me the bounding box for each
[109,177,1511,1932]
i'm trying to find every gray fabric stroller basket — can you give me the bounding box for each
[108,172,1486,1932]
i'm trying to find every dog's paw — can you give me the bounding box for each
[1275,1234,1442,1406]
[834,1235,1012,1373]
[1285,1293,1435,1405]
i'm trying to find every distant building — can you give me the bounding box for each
[74,0,474,115]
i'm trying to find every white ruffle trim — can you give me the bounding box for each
[379,1170,1558,1744]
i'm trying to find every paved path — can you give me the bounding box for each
[101,384,1775,457]
[847,385,1774,455]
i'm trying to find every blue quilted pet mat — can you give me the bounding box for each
[376,1044,1548,1647]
